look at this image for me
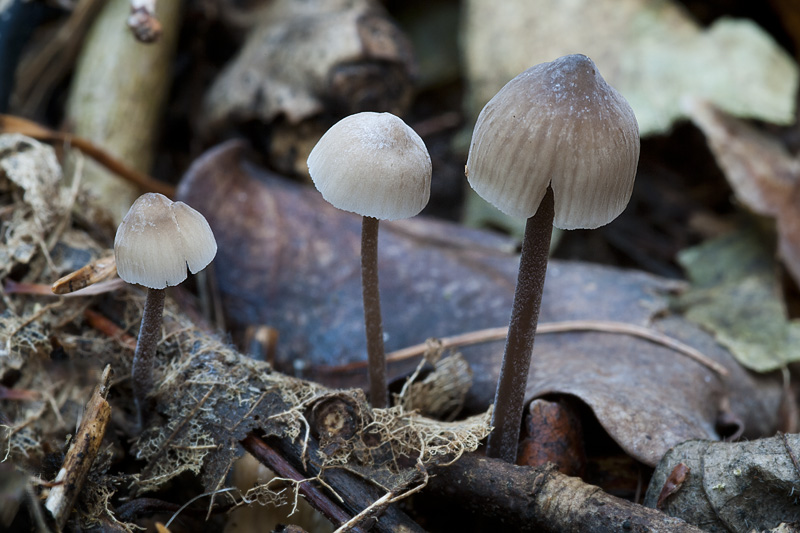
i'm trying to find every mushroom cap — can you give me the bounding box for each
[466,54,640,229]
[114,193,217,289]
[307,112,432,220]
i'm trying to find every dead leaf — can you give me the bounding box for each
[463,0,799,136]
[644,434,800,532]
[687,99,800,290]
[177,141,783,467]
[656,463,690,509]
[676,227,800,372]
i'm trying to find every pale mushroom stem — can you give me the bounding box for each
[361,215,388,408]
[486,187,554,462]
[132,287,166,428]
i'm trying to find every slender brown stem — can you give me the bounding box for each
[361,216,387,408]
[486,187,554,462]
[132,287,166,428]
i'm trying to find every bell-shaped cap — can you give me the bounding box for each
[114,193,217,289]
[466,54,640,230]
[307,112,432,220]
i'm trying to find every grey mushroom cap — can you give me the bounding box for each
[307,112,432,220]
[114,193,217,289]
[466,54,640,230]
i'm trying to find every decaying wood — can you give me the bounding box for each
[65,0,181,222]
[44,365,112,531]
[426,453,705,532]
[51,255,116,295]
[201,0,416,132]
[262,398,429,533]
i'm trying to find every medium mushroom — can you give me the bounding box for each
[307,112,432,408]
[466,54,640,462]
[115,192,217,426]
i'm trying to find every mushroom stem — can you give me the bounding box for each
[486,187,554,462]
[132,287,165,428]
[361,215,388,408]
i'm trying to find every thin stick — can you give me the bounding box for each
[319,320,728,377]
[0,114,175,197]
[333,491,393,533]
[241,434,356,530]
[361,216,387,408]
[44,366,112,531]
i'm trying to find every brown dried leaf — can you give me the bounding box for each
[687,99,800,289]
[177,141,783,467]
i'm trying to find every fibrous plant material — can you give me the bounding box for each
[127,316,491,527]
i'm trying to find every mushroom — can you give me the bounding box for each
[115,192,217,426]
[308,112,432,408]
[466,54,640,462]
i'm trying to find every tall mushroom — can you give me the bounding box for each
[115,192,217,427]
[466,54,640,462]
[307,112,432,408]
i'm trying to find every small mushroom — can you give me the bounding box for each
[308,112,432,407]
[115,192,217,426]
[466,54,640,462]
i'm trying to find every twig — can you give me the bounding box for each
[5,278,125,297]
[0,114,175,197]
[319,320,729,376]
[84,308,137,350]
[44,365,112,531]
[241,434,355,531]
[333,491,394,533]
[51,255,117,295]
[427,452,706,532]
[7,300,64,339]
[164,487,239,529]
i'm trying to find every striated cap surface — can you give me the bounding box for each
[115,193,217,289]
[466,54,640,229]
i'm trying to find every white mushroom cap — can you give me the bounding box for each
[114,193,217,289]
[307,112,432,220]
[466,54,640,230]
